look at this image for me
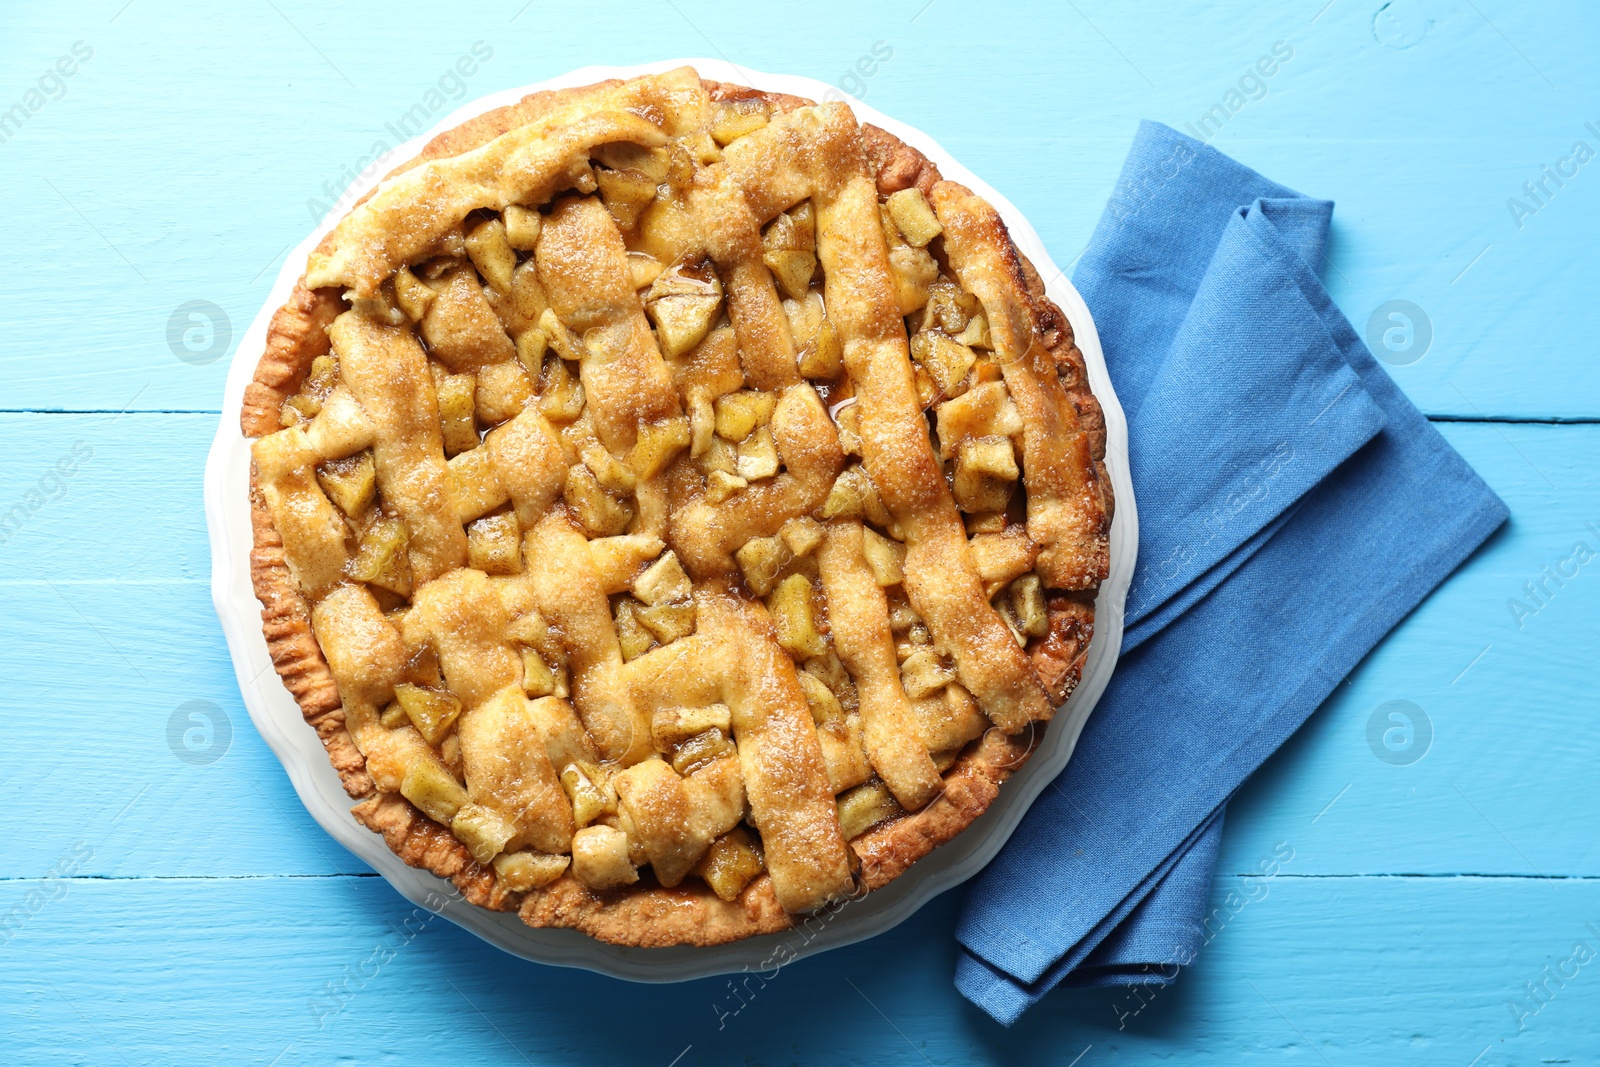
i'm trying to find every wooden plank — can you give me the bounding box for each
[1,874,1596,1064]
[2,417,1596,884]
[1218,422,1600,879]
[0,413,212,583]
[0,418,366,878]
[0,579,371,879]
[0,2,1595,416]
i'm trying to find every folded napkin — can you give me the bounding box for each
[953,122,1509,1025]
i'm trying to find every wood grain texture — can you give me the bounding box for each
[2,877,1598,1065]
[1,419,1594,884]
[1,418,1595,1062]
[0,1,1596,417]
[0,0,1596,1061]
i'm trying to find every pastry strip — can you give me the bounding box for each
[689,167,800,390]
[330,311,467,584]
[447,406,570,525]
[410,568,574,853]
[311,584,433,793]
[697,591,853,912]
[519,512,654,764]
[536,195,684,452]
[456,687,576,854]
[931,181,1109,590]
[818,521,942,810]
[252,427,349,598]
[303,387,376,459]
[308,68,712,296]
[613,755,744,887]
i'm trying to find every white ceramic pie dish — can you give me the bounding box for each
[204,58,1137,982]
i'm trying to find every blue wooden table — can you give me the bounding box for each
[3,1,1597,1062]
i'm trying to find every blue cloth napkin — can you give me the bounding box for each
[952,122,1509,1025]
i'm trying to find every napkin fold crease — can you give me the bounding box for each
[953,122,1508,1025]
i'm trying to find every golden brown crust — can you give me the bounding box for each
[518,871,793,948]
[861,122,943,198]
[350,792,517,911]
[241,281,344,439]
[244,75,1107,947]
[704,79,814,116]
[248,466,373,799]
[1032,595,1096,706]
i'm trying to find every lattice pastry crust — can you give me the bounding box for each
[242,68,1110,947]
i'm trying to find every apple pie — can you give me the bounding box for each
[241,67,1110,947]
